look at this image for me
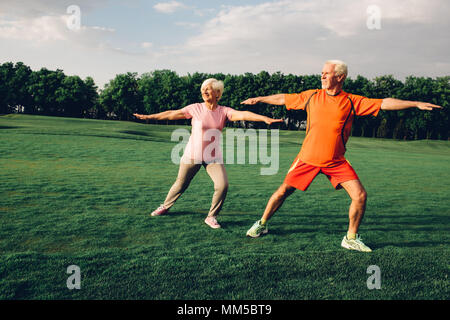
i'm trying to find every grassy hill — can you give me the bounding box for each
[0,114,449,299]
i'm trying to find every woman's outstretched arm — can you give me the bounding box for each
[133,109,187,121]
[230,110,284,125]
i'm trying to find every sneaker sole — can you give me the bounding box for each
[341,240,372,252]
[151,212,165,216]
[204,219,221,229]
[246,229,268,238]
[205,223,221,229]
[151,209,168,216]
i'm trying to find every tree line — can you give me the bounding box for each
[1,61,448,140]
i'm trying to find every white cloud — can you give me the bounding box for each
[0,0,110,19]
[153,1,186,14]
[0,15,68,41]
[90,26,116,32]
[141,42,153,48]
[158,0,448,79]
[193,8,216,17]
[0,0,447,89]
[0,11,115,50]
[0,0,116,47]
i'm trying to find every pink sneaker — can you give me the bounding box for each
[204,216,221,229]
[151,205,168,216]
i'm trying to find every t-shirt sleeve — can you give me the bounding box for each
[284,90,317,110]
[350,94,383,117]
[222,106,235,121]
[181,104,195,119]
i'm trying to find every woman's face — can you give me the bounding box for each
[201,83,219,104]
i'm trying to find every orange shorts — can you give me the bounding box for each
[284,158,359,191]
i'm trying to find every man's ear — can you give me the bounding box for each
[338,74,346,83]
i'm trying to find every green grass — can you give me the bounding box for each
[0,114,449,300]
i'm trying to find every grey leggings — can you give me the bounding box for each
[163,160,229,217]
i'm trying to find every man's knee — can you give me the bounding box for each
[352,189,367,204]
[342,180,367,204]
[274,183,295,199]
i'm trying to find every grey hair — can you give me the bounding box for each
[201,78,224,100]
[325,60,348,78]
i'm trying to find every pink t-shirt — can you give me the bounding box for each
[181,103,235,163]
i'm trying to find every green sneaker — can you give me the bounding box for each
[246,220,268,238]
[341,234,372,252]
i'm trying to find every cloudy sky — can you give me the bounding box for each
[0,0,448,89]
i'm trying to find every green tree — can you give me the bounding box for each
[55,75,88,117]
[433,76,450,140]
[185,72,208,104]
[83,77,100,119]
[27,68,66,115]
[9,62,33,113]
[99,72,140,121]
[138,70,187,114]
[372,75,404,139]
[0,62,16,114]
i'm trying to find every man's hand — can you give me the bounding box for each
[381,98,443,111]
[241,97,260,105]
[416,102,442,111]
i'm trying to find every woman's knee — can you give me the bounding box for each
[172,176,191,192]
[214,181,228,193]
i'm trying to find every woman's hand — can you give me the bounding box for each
[133,113,151,120]
[133,110,186,121]
[264,117,284,125]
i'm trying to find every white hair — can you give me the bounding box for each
[201,78,224,100]
[325,59,348,78]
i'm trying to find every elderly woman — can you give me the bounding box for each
[134,78,282,229]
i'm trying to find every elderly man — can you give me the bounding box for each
[242,60,441,252]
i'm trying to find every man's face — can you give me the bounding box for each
[321,63,344,90]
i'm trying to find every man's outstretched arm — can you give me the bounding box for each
[381,98,442,111]
[241,94,286,106]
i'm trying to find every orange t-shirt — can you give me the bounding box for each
[285,89,382,167]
